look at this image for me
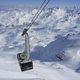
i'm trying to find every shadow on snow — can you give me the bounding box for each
[30,34,77,62]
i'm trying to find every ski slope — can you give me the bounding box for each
[0,7,80,80]
[0,59,80,80]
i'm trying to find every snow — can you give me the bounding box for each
[0,70,40,79]
[0,7,80,80]
[0,59,80,80]
[0,34,6,48]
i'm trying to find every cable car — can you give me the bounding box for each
[17,32,33,71]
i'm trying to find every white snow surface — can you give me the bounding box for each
[0,7,80,80]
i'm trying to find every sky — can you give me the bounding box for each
[0,0,80,8]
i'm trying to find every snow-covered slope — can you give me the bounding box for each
[0,7,80,80]
[0,59,80,80]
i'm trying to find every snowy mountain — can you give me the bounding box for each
[0,7,80,80]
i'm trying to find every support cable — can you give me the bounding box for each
[22,0,50,36]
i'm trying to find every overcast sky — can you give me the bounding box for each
[0,0,80,8]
